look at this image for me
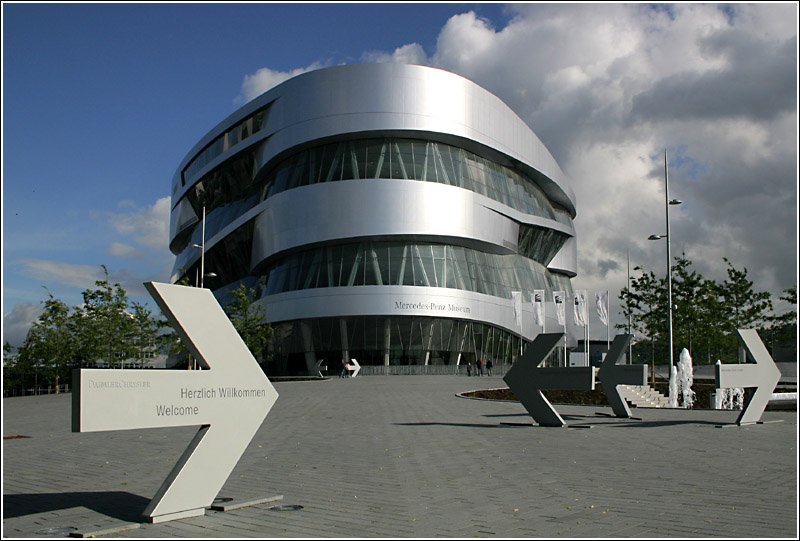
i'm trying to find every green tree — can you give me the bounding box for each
[766,286,797,355]
[718,257,773,332]
[225,283,273,362]
[72,266,137,368]
[128,301,169,368]
[618,255,775,365]
[15,290,77,390]
[3,341,30,394]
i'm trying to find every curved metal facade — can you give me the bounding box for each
[170,64,579,375]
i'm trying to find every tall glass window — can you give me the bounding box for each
[260,240,573,300]
[260,138,563,223]
[181,105,270,187]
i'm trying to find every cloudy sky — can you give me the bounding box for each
[3,3,797,348]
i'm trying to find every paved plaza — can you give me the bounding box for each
[3,375,798,538]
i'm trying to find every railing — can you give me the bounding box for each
[356,364,509,377]
[3,385,71,398]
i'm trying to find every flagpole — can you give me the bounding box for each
[585,293,590,367]
[606,289,610,352]
[564,293,567,367]
[627,250,632,364]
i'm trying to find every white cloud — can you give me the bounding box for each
[229,5,795,333]
[236,62,326,105]
[106,196,171,250]
[108,242,142,259]
[16,259,109,289]
[362,43,429,65]
[2,302,42,348]
[347,3,796,327]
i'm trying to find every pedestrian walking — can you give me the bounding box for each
[487,358,493,376]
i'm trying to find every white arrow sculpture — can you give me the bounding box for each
[347,358,361,378]
[72,282,278,523]
[503,333,595,427]
[715,328,781,426]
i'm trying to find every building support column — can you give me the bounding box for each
[383,319,391,366]
[300,321,316,376]
[423,320,435,366]
[340,319,350,366]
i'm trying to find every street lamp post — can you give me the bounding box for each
[191,206,218,289]
[648,150,682,386]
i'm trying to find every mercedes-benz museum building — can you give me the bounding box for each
[169,63,578,375]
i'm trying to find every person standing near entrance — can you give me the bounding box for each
[486,358,493,376]
[477,357,484,377]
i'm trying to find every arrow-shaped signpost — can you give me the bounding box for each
[715,328,782,426]
[347,358,361,378]
[598,334,647,418]
[503,333,595,427]
[72,282,279,523]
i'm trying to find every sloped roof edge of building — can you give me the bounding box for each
[173,62,576,215]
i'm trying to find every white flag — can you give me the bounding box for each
[512,291,523,329]
[532,290,545,327]
[553,291,565,326]
[595,291,609,326]
[573,290,588,327]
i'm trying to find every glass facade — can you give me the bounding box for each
[269,315,528,374]
[261,138,561,220]
[259,240,572,300]
[174,104,271,193]
[171,136,575,260]
[170,66,578,377]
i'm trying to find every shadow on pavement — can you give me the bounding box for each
[3,491,149,522]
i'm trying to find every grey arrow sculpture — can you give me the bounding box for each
[715,328,781,426]
[503,333,595,427]
[598,334,647,418]
[72,282,279,523]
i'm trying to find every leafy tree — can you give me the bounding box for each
[15,290,77,390]
[72,266,137,368]
[619,266,668,365]
[128,301,169,368]
[766,286,797,354]
[4,266,172,394]
[718,257,773,332]
[3,341,30,393]
[619,255,776,365]
[225,283,273,362]
[157,277,200,369]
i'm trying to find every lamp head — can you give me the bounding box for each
[669,199,682,205]
[648,234,665,241]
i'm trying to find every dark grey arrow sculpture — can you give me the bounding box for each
[503,333,595,427]
[598,334,647,418]
[716,328,782,426]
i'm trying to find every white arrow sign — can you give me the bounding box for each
[347,358,361,378]
[72,282,278,523]
[715,328,781,426]
[503,333,595,427]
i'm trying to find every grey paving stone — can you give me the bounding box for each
[3,376,797,538]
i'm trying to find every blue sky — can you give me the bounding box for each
[3,2,798,347]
